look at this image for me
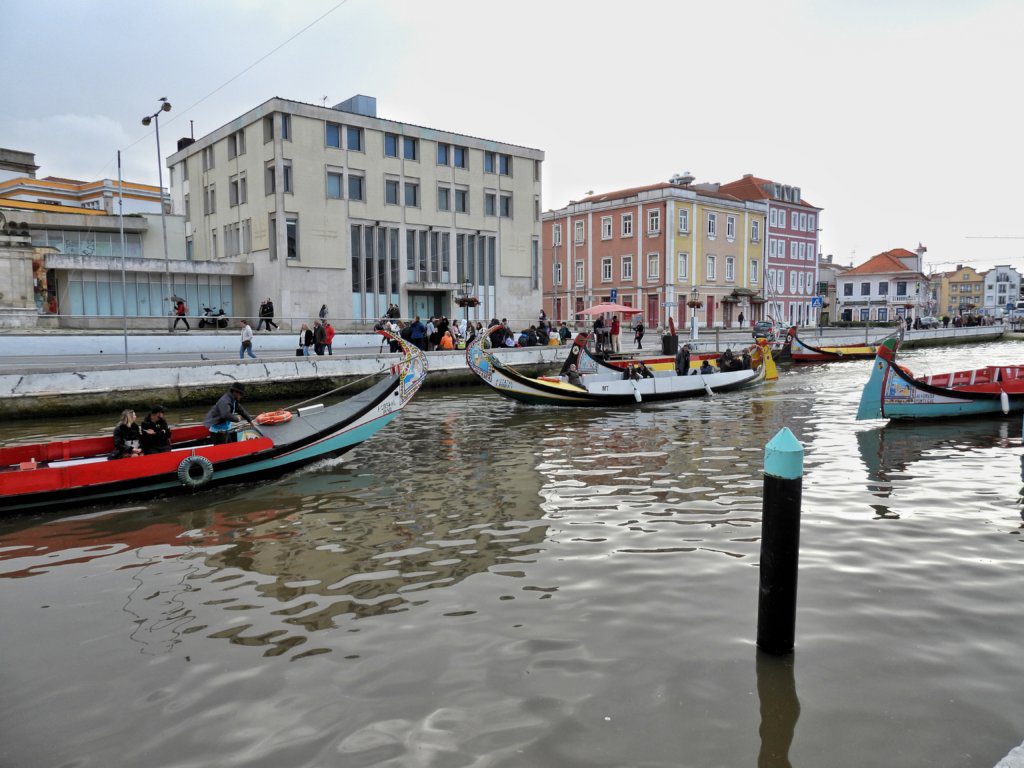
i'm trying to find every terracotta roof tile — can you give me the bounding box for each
[719,174,819,209]
[844,249,925,277]
[577,182,743,205]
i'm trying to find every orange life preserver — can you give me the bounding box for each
[254,410,293,425]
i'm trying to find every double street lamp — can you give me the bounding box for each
[142,98,172,319]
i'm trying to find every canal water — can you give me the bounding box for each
[2,340,1024,767]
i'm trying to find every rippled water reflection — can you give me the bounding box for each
[2,340,1024,767]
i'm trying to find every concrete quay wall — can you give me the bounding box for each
[0,346,568,419]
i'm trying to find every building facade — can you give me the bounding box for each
[542,176,766,330]
[816,253,851,325]
[167,95,544,325]
[835,246,930,322]
[719,174,821,327]
[981,265,1022,316]
[935,265,984,318]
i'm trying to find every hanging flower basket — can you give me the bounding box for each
[686,300,703,309]
[456,296,480,308]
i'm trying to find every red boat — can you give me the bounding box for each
[0,334,428,514]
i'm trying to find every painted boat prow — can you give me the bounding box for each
[856,337,898,420]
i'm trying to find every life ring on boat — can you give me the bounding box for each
[177,455,214,488]
[254,410,293,425]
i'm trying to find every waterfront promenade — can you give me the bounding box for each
[0,325,1008,418]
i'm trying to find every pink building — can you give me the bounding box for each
[719,175,822,326]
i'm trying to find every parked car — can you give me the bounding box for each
[752,321,776,340]
[917,316,940,329]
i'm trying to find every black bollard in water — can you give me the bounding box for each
[757,427,804,656]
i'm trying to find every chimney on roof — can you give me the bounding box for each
[177,137,195,152]
[333,95,377,117]
[743,173,752,178]
[669,172,695,186]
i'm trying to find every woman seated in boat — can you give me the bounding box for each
[140,405,172,454]
[719,348,737,372]
[623,363,642,381]
[109,409,143,459]
[637,361,655,379]
[699,360,715,376]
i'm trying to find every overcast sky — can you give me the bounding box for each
[4,0,1021,273]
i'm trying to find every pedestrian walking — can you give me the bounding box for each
[324,322,335,355]
[257,298,278,331]
[634,318,645,349]
[313,320,326,355]
[738,311,745,327]
[319,304,328,322]
[239,319,257,359]
[298,323,312,357]
[173,298,190,331]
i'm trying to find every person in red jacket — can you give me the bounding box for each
[324,322,335,355]
[610,315,621,353]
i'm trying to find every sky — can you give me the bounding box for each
[3,0,1022,275]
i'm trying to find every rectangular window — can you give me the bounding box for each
[404,181,419,207]
[896,281,907,296]
[265,162,275,195]
[574,221,585,243]
[203,183,215,215]
[532,239,539,290]
[678,252,688,279]
[552,223,562,246]
[348,174,364,201]
[403,136,417,160]
[211,228,217,259]
[384,133,398,157]
[286,215,298,259]
[282,161,292,193]
[326,122,342,148]
[453,145,467,168]
[455,188,468,213]
[575,260,584,285]
[726,216,736,240]
[437,186,450,211]
[860,281,871,296]
[799,212,808,231]
[877,307,888,322]
[808,214,815,230]
[553,262,563,285]
[183,193,190,221]
[679,208,690,233]
[647,253,659,279]
[791,241,798,259]
[647,209,661,234]
[751,219,760,242]
[708,212,717,238]
[484,151,495,173]
[725,256,735,281]
[769,208,777,227]
[622,213,633,237]
[601,216,612,240]
[499,193,512,218]
[281,114,290,140]
[227,129,245,159]
[485,192,496,216]
[843,283,853,296]
[347,126,363,151]
[602,257,613,282]
[798,242,805,260]
[878,281,889,295]
[263,116,274,143]
[798,272,805,293]
[751,259,759,284]
[201,146,214,171]
[437,143,449,165]
[327,170,343,199]
[385,178,399,205]
[707,255,717,280]
[860,308,870,322]
[499,154,512,175]
[791,272,798,293]
[228,173,246,206]
[791,211,798,228]
[622,255,633,281]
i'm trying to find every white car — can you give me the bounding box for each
[917,316,941,329]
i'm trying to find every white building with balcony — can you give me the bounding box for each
[167,95,544,325]
[982,265,1022,316]
[835,246,931,323]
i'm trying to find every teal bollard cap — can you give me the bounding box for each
[764,427,804,480]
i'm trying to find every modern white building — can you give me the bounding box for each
[835,246,931,323]
[167,95,544,324]
[981,265,1022,316]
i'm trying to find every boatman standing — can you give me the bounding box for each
[204,383,254,444]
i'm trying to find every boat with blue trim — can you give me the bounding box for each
[0,332,428,514]
[856,335,1024,420]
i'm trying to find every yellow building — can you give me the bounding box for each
[936,265,984,317]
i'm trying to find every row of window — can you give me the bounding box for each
[842,280,915,297]
[29,228,144,258]
[770,207,816,232]
[768,238,817,261]
[552,254,759,286]
[187,113,532,181]
[766,268,818,296]
[553,209,762,245]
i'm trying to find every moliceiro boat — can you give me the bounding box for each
[786,326,886,363]
[466,326,774,407]
[0,333,428,514]
[856,336,1024,420]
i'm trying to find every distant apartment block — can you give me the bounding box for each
[981,265,1021,315]
[167,95,544,323]
[542,175,767,329]
[719,174,821,327]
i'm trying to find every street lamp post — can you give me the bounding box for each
[142,98,172,323]
[461,278,472,325]
[687,285,702,341]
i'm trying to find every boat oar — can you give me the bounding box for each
[631,380,642,402]
[698,373,714,397]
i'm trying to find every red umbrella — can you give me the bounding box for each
[576,302,642,317]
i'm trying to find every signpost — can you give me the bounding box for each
[610,288,618,302]
[810,296,823,308]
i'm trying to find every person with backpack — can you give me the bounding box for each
[173,299,190,331]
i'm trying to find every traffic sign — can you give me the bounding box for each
[811,296,823,307]
[1007,303,1016,313]
[610,289,618,302]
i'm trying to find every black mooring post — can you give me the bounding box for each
[757,427,804,656]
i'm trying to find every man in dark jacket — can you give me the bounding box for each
[258,298,278,331]
[140,405,172,454]
[313,320,327,355]
[409,316,427,351]
[203,383,254,443]
[675,344,691,376]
